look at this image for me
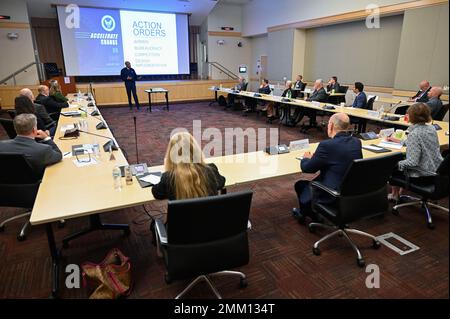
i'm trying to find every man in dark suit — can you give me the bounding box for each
[20,88,55,128]
[0,114,62,177]
[120,61,141,110]
[352,82,367,108]
[35,85,49,105]
[409,80,431,103]
[426,86,444,119]
[327,76,341,93]
[292,113,362,223]
[289,79,328,128]
[227,76,247,108]
[35,85,68,114]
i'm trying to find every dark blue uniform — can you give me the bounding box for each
[120,67,140,109]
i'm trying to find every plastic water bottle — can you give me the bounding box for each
[379,105,385,118]
[112,166,122,191]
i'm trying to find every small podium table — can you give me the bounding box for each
[145,88,169,112]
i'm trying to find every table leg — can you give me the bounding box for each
[46,223,60,299]
[209,91,218,106]
[165,92,169,111]
[147,92,152,112]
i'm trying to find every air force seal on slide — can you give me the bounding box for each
[101,15,116,32]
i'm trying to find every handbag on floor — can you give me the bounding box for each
[81,248,132,299]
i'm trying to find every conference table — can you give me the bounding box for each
[31,93,449,297]
[210,87,444,128]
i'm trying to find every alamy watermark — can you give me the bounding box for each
[366,4,381,29]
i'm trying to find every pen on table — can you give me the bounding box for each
[64,152,71,157]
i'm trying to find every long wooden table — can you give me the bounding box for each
[213,88,448,128]
[30,93,449,298]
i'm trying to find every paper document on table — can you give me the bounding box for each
[60,124,76,132]
[378,141,403,150]
[139,174,162,185]
[363,145,384,151]
[72,158,99,168]
[61,110,81,116]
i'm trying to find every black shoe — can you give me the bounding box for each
[292,208,306,224]
[310,213,324,223]
[286,120,296,127]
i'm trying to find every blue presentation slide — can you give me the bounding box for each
[57,6,190,76]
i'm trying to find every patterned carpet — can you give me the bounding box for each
[0,102,448,299]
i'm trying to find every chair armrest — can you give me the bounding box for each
[403,166,438,177]
[311,181,341,198]
[155,218,168,245]
[48,112,59,122]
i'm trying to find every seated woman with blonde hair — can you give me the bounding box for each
[152,132,226,200]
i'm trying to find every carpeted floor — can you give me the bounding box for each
[0,102,448,299]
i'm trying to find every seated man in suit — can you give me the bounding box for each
[35,85,49,104]
[35,84,69,114]
[0,114,62,177]
[265,81,292,122]
[352,82,367,108]
[20,88,55,128]
[244,79,271,113]
[289,79,328,129]
[292,113,362,223]
[293,75,306,99]
[227,76,247,108]
[426,86,443,119]
[408,80,431,103]
[326,76,341,93]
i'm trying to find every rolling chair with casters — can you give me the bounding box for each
[0,153,41,241]
[308,153,403,267]
[0,118,17,138]
[154,191,253,299]
[390,154,449,229]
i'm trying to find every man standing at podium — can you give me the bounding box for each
[121,61,141,110]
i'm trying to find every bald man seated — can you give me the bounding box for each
[292,113,363,223]
[20,88,54,127]
[426,86,444,119]
[409,80,431,103]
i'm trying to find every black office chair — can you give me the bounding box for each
[339,86,349,94]
[155,191,253,299]
[308,153,403,267]
[390,154,449,229]
[233,82,249,111]
[0,153,41,241]
[7,110,16,119]
[394,104,409,116]
[0,118,17,139]
[351,96,376,134]
[434,103,449,121]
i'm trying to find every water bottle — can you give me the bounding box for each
[379,105,385,118]
[125,165,133,185]
[112,166,122,191]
